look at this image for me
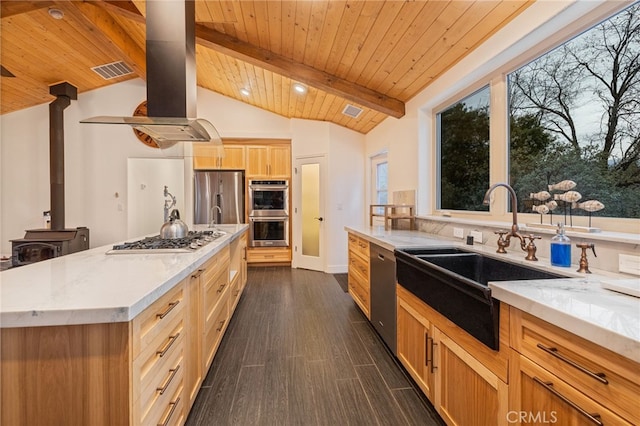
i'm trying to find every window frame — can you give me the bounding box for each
[424,2,638,233]
[371,152,388,205]
[436,84,491,212]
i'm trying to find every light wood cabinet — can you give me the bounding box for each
[246,246,291,264]
[131,282,186,426]
[347,232,370,318]
[202,247,231,369]
[245,144,291,178]
[0,236,249,426]
[193,144,246,170]
[229,231,248,311]
[185,268,204,410]
[1,322,131,426]
[435,328,508,426]
[397,293,436,401]
[396,285,510,426]
[509,307,640,425]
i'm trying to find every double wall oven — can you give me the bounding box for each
[248,180,289,247]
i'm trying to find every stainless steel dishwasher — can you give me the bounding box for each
[370,243,397,355]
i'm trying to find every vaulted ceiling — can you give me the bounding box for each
[1,1,533,134]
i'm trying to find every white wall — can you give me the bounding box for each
[1,79,364,261]
[290,119,365,273]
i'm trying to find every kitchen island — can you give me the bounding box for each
[346,225,640,425]
[1,224,248,426]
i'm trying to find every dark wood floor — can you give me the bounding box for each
[186,266,444,426]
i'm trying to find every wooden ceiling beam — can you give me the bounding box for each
[61,1,146,79]
[95,0,145,24]
[195,25,405,119]
[0,1,54,19]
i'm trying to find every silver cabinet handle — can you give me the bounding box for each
[536,343,608,384]
[533,377,603,425]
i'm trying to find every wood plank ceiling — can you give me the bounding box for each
[1,1,533,134]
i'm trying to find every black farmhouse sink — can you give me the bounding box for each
[395,247,565,350]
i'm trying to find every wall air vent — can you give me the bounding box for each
[91,61,133,80]
[342,104,363,118]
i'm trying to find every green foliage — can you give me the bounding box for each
[439,103,490,211]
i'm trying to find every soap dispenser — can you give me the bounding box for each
[550,223,571,267]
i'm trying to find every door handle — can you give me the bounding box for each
[314,217,324,221]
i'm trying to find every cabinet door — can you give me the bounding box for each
[220,145,245,169]
[435,328,509,426]
[268,145,291,177]
[397,295,435,401]
[246,146,269,177]
[185,269,203,410]
[510,351,632,426]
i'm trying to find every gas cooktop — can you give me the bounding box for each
[107,230,224,254]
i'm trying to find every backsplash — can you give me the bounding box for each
[415,217,640,276]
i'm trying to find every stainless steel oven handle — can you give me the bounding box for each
[249,216,288,222]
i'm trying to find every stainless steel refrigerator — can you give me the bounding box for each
[194,171,245,224]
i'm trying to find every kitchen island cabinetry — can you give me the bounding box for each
[0,226,249,426]
[509,307,640,425]
[132,281,186,426]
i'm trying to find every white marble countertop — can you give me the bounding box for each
[346,225,640,363]
[0,224,248,328]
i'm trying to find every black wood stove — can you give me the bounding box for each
[10,82,90,267]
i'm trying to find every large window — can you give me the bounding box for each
[437,86,490,211]
[509,3,640,219]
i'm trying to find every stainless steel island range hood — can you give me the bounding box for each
[81,0,220,148]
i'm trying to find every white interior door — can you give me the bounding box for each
[293,155,326,271]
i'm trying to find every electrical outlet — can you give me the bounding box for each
[619,254,640,276]
[453,227,464,239]
[470,230,483,244]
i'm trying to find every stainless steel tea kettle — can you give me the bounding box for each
[160,209,189,239]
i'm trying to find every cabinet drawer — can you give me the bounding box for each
[348,234,369,260]
[246,247,291,263]
[510,308,640,424]
[204,296,229,368]
[229,272,242,311]
[203,246,230,274]
[348,249,369,281]
[348,271,369,317]
[132,282,185,359]
[134,350,184,425]
[203,266,229,325]
[150,380,185,426]
[512,352,633,426]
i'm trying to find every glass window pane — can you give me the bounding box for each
[508,3,640,219]
[437,86,490,211]
[301,163,320,257]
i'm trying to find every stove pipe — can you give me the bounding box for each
[49,82,77,231]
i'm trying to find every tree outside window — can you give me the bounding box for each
[509,3,640,219]
[437,86,490,211]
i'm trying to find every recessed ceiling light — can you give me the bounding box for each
[240,88,250,96]
[293,83,307,94]
[48,8,64,20]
